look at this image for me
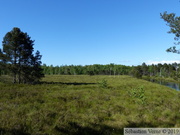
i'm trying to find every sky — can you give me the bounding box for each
[0,0,180,66]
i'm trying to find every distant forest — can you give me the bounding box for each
[41,64,131,76]
[40,63,180,80]
[1,62,180,80]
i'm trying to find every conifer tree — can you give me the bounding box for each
[0,27,44,84]
[161,12,180,53]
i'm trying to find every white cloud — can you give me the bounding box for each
[147,60,180,65]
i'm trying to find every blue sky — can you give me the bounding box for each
[0,0,180,66]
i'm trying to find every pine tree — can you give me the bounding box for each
[161,12,180,53]
[0,27,44,84]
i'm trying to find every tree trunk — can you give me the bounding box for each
[13,54,17,83]
[13,72,16,83]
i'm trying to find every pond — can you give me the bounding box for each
[147,79,180,91]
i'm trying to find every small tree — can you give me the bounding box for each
[0,27,44,84]
[141,62,149,76]
[130,66,143,79]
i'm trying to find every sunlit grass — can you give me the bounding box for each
[0,75,180,134]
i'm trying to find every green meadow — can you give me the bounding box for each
[0,75,180,135]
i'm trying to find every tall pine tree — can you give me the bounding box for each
[0,27,44,84]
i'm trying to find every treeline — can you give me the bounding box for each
[131,62,180,80]
[1,62,180,81]
[41,62,180,80]
[41,64,131,75]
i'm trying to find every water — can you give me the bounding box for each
[147,79,180,91]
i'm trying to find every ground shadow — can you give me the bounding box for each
[40,81,97,85]
[0,128,30,135]
[0,120,175,135]
[55,120,175,135]
[54,122,124,135]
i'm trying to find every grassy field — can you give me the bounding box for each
[0,75,180,135]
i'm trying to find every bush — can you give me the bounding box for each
[129,86,146,104]
[99,79,108,88]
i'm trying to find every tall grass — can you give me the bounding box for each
[0,75,180,135]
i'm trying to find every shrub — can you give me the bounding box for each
[129,86,146,104]
[99,79,108,88]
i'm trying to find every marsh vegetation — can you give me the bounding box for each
[0,75,180,135]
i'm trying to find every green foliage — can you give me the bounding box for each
[141,62,149,76]
[0,75,180,134]
[3,59,180,82]
[130,66,143,79]
[41,64,132,76]
[0,27,44,84]
[161,12,180,53]
[129,86,147,104]
[99,79,108,88]
[87,70,95,76]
